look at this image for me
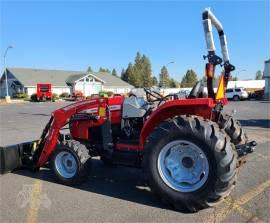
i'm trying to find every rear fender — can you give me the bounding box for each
[139,98,215,146]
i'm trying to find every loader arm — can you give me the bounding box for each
[202,8,235,98]
[33,99,106,168]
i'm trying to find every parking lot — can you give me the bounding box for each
[0,100,269,223]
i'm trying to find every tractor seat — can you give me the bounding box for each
[188,81,205,98]
[122,96,147,118]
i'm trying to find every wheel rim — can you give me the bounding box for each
[55,151,78,178]
[157,140,209,192]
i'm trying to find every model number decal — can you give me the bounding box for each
[109,105,121,111]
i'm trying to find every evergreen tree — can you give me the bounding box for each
[112,68,117,76]
[87,66,93,73]
[169,78,178,88]
[152,76,158,86]
[159,66,170,88]
[201,75,219,87]
[140,55,152,87]
[180,69,198,87]
[255,70,263,80]
[126,63,139,87]
[121,68,128,82]
[99,67,104,72]
[122,52,154,87]
[135,52,142,65]
[99,67,111,73]
[133,52,143,87]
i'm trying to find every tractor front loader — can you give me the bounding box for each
[0,8,256,212]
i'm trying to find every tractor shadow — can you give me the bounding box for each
[18,112,50,117]
[239,119,270,128]
[13,159,187,213]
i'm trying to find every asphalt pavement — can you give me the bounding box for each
[0,100,269,223]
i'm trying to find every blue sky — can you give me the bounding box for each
[1,0,269,81]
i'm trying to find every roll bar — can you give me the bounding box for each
[202,8,235,91]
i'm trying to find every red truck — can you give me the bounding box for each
[37,83,52,101]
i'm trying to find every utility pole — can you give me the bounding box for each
[235,69,246,88]
[3,45,14,102]
[163,61,174,88]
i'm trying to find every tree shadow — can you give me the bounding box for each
[239,119,270,128]
[12,159,189,213]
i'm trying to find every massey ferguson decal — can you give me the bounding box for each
[62,100,96,111]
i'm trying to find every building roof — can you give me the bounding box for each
[4,68,133,88]
[92,72,132,87]
[6,68,83,86]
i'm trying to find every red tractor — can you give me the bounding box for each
[0,9,255,212]
[36,83,52,101]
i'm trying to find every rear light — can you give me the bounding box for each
[205,63,214,78]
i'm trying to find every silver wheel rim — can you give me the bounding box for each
[157,140,209,192]
[55,151,78,178]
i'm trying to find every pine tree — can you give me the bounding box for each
[126,63,139,87]
[180,69,198,87]
[135,52,141,65]
[112,68,117,76]
[122,52,154,87]
[140,55,152,87]
[159,66,170,88]
[255,70,263,80]
[99,67,104,72]
[169,78,178,88]
[87,66,93,73]
[152,76,158,86]
[121,68,128,82]
[133,52,143,87]
[99,67,111,73]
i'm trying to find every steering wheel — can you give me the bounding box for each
[143,88,164,102]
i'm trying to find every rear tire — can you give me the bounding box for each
[217,113,248,146]
[143,116,237,212]
[51,140,91,186]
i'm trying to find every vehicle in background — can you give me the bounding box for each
[249,88,264,100]
[71,90,85,101]
[225,87,249,101]
[37,83,52,101]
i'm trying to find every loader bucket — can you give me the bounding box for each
[0,141,36,174]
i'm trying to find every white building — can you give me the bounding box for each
[263,59,270,99]
[0,68,133,98]
[227,80,265,90]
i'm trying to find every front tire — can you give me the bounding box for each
[143,116,237,212]
[51,140,91,186]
